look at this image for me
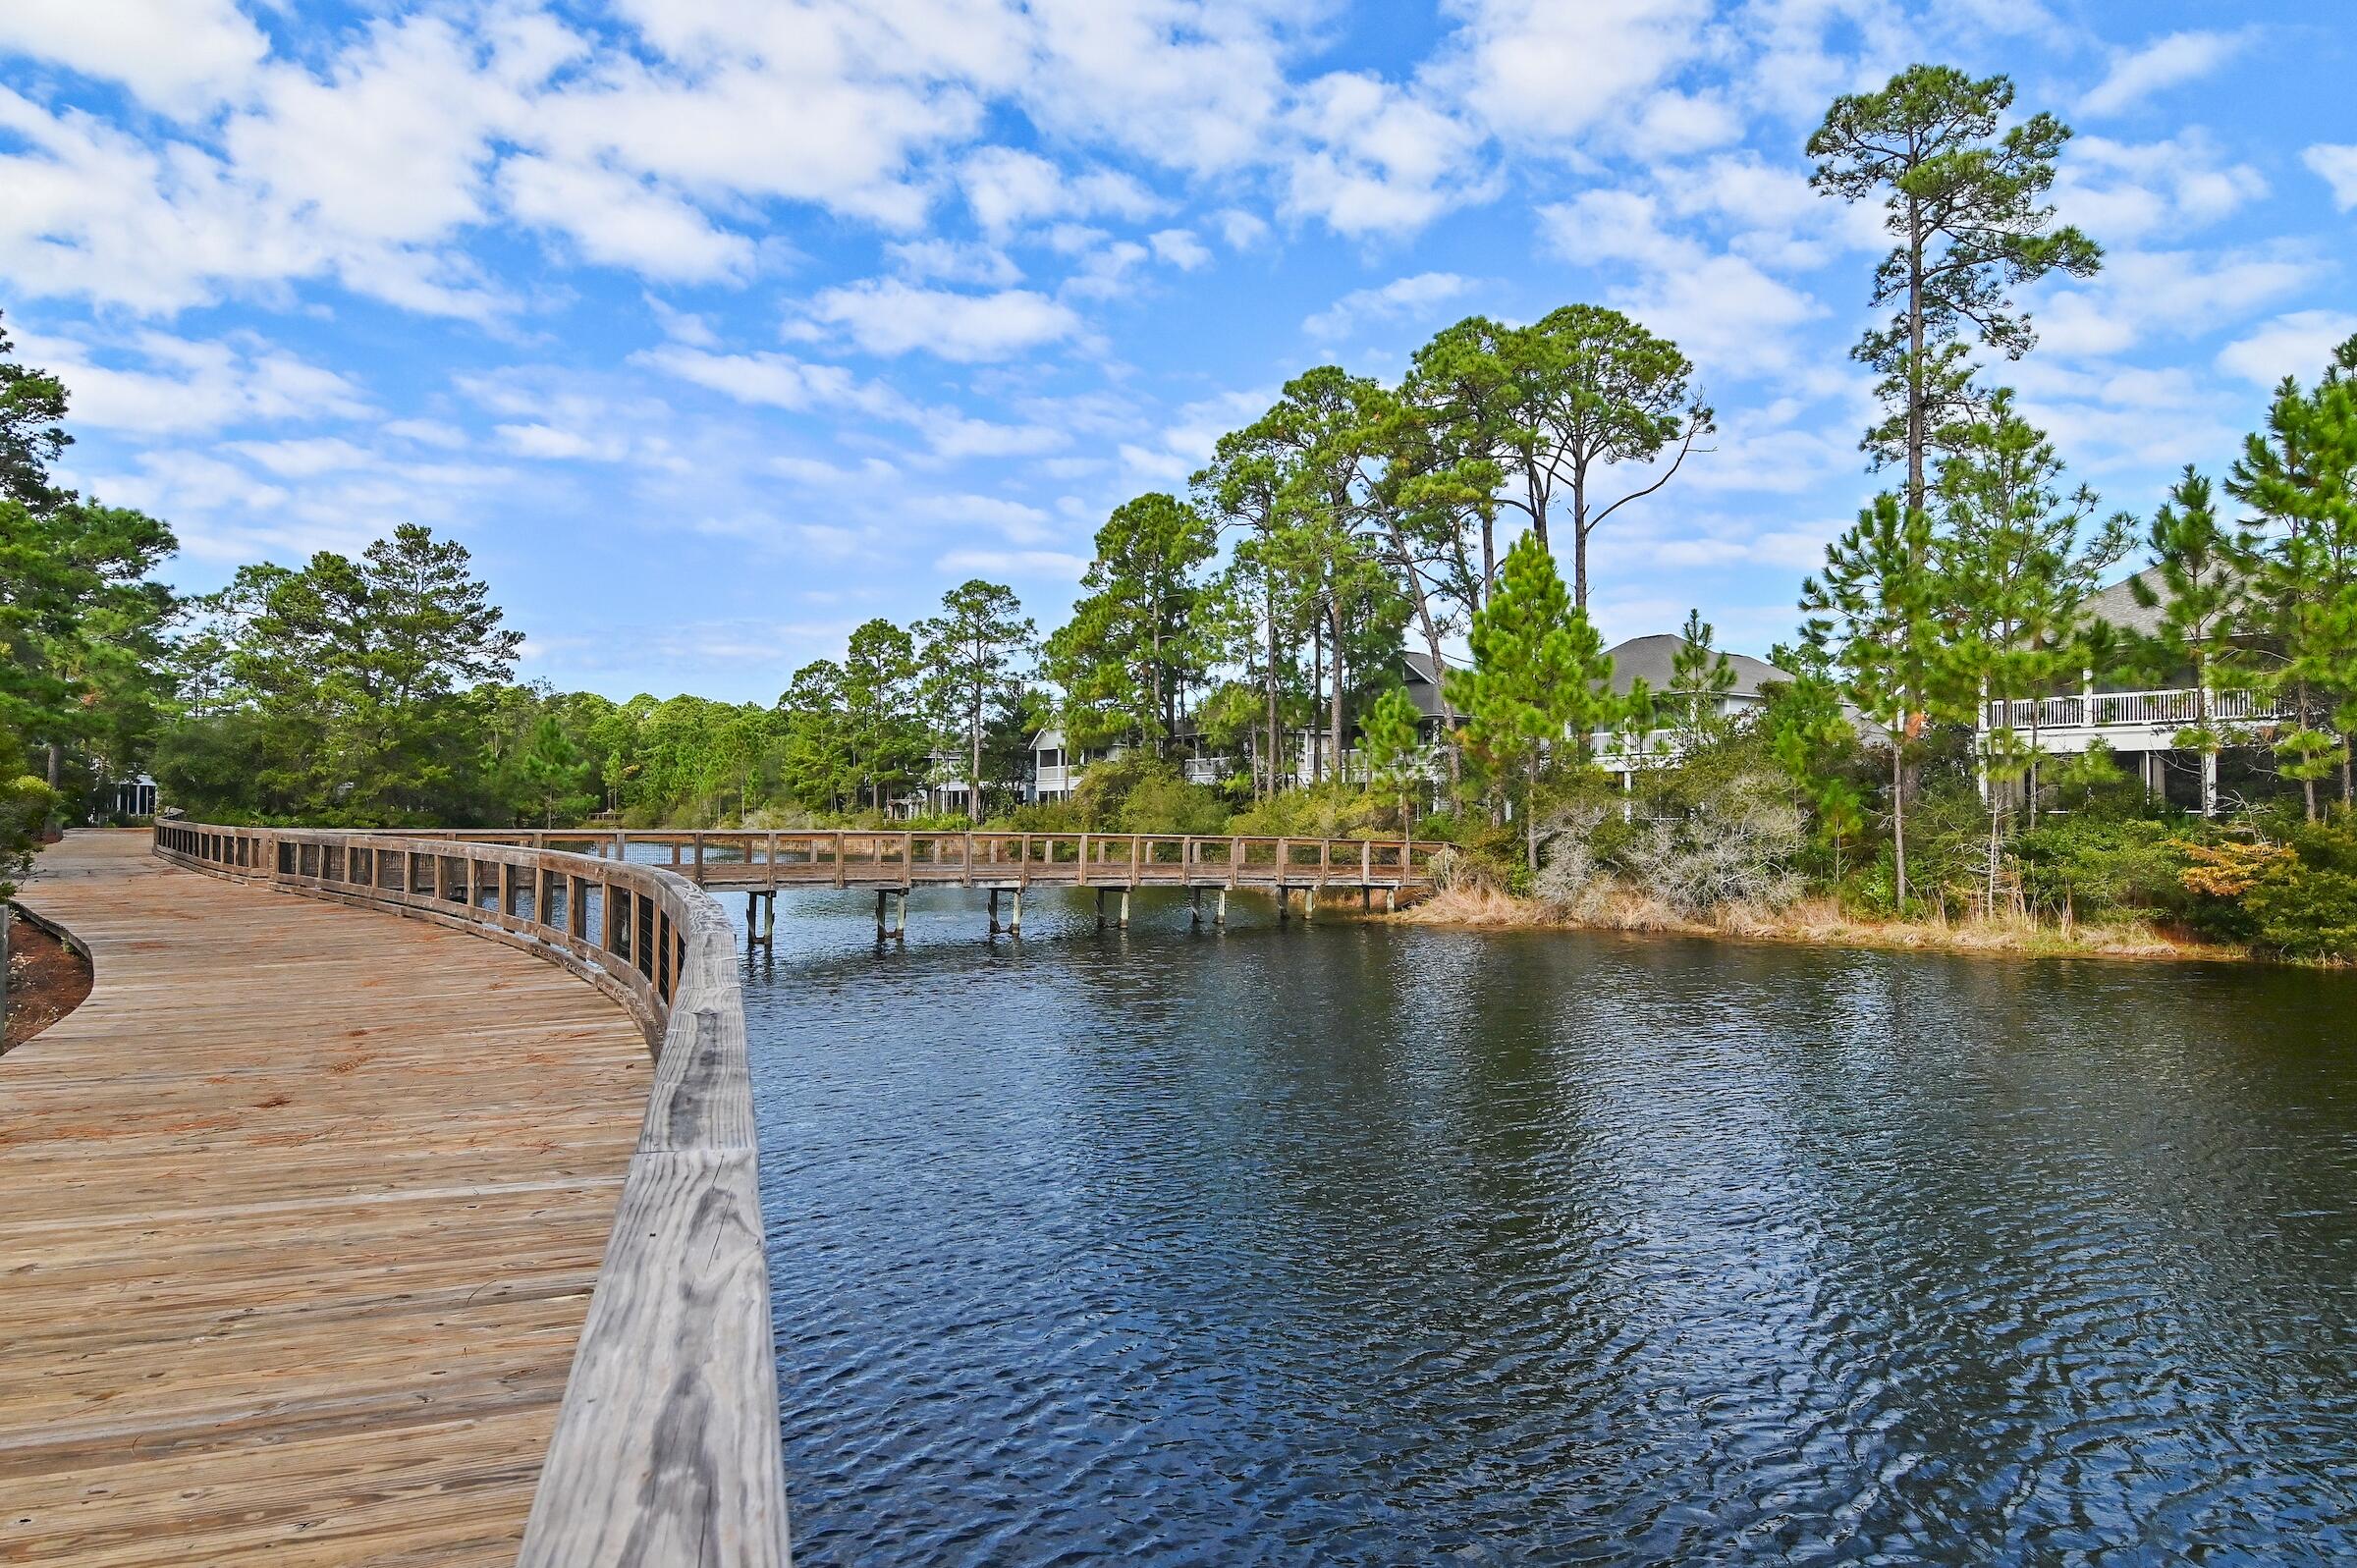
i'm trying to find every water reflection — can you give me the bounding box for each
[738,888,2357,1565]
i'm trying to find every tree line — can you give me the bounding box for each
[15,63,2357,955]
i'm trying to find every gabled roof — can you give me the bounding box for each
[1601,634,1787,699]
[1399,649,1458,720]
[2075,566,2175,638]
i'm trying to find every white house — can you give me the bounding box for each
[1973,566,2296,816]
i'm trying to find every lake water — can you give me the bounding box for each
[735,887,2357,1566]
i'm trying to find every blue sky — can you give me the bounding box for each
[4,0,2352,702]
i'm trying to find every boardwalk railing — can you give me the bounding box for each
[153,822,790,1568]
[361,827,1445,892]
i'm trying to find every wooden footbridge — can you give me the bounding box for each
[2,821,1430,1566]
[392,828,1441,940]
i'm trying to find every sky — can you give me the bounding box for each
[4,0,2353,703]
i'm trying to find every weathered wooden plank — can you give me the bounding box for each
[137,821,794,1568]
[0,832,650,1567]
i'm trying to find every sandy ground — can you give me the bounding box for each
[2,908,92,1052]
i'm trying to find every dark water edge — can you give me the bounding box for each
[735,885,2357,1567]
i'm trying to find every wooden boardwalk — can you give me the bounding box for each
[0,832,650,1566]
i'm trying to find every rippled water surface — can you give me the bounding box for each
[735,888,2357,1566]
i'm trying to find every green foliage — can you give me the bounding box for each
[0,758,56,898]
[2243,861,2357,959]
[1045,494,1214,752]
[916,578,1034,821]
[1808,64,2099,506]
[1065,752,1230,835]
[2013,816,2193,921]
[1446,533,1615,868]
[1801,492,1942,904]
[1667,608,1736,750]
[1358,682,1426,838]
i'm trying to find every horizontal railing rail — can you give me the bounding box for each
[152,822,790,1568]
[1981,686,2301,732]
[354,828,1444,891]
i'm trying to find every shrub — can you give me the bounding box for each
[2244,864,2357,959]
[1611,773,1803,918]
[2014,816,2194,921]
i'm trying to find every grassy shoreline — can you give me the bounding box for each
[1388,886,2246,965]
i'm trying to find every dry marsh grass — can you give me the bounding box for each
[1395,885,2235,964]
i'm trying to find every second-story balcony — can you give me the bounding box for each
[1980,687,2300,752]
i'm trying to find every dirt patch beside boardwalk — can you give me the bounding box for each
[4,906,92,1052]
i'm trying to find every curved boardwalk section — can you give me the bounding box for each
[0,831,648,1565]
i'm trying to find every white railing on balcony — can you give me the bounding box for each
[1981,687,2297,732]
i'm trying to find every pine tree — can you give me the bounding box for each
[2128,469,2256,817]
[2227,342,2357,815]
[1933,391,2128,824]
[916,579,1033,822]
[1800,494,1940,909]
[1445,534,1615,871]
[1358,683,1426,845]
[1667,608,1737,752]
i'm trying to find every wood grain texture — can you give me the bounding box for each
[0,831,648,1567]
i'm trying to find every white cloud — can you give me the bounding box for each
[771,454,900,486]
[2058,133,2266,243]
[1282,73,1488,237]
[495,422,625,461]
[958,146,1160,235]
[1438,0,1714,146]
[1303,272,1472,340]
[1538,190,1821,377]
[225,437,380,478]
[501,154,752,282]
[383,418,469,449]
[797,278,1082,361]
[16,328,370,435]
[636,345,873,411]
[0,0,267,116]
[886,238,1021,286]
[2035,246,2324,360]
[924,413,1071,460]
[936,547,1090,577]
[2305,144,2357,211]
[1149,229,1212,270]
[2217,311,2357,388]
[2079,29,2255,118]
[1214,208,1270,249]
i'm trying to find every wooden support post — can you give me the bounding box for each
[1010,888,1023,937]
[895,891,908,940]
[875,890,888,942]
[1216,889,1227,927]
[693,837,705,883]
[1118,890,1129,929]
[1191,888,1202,927]
[1278,887,1289,923]
[1305,889,1318,922]
[745,892,757,947]
[988,888,1000,935]
[1095,888,1107,931]
[765,892,777,943]
[1361,887,1371,913]
[1385,887,1397,913]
